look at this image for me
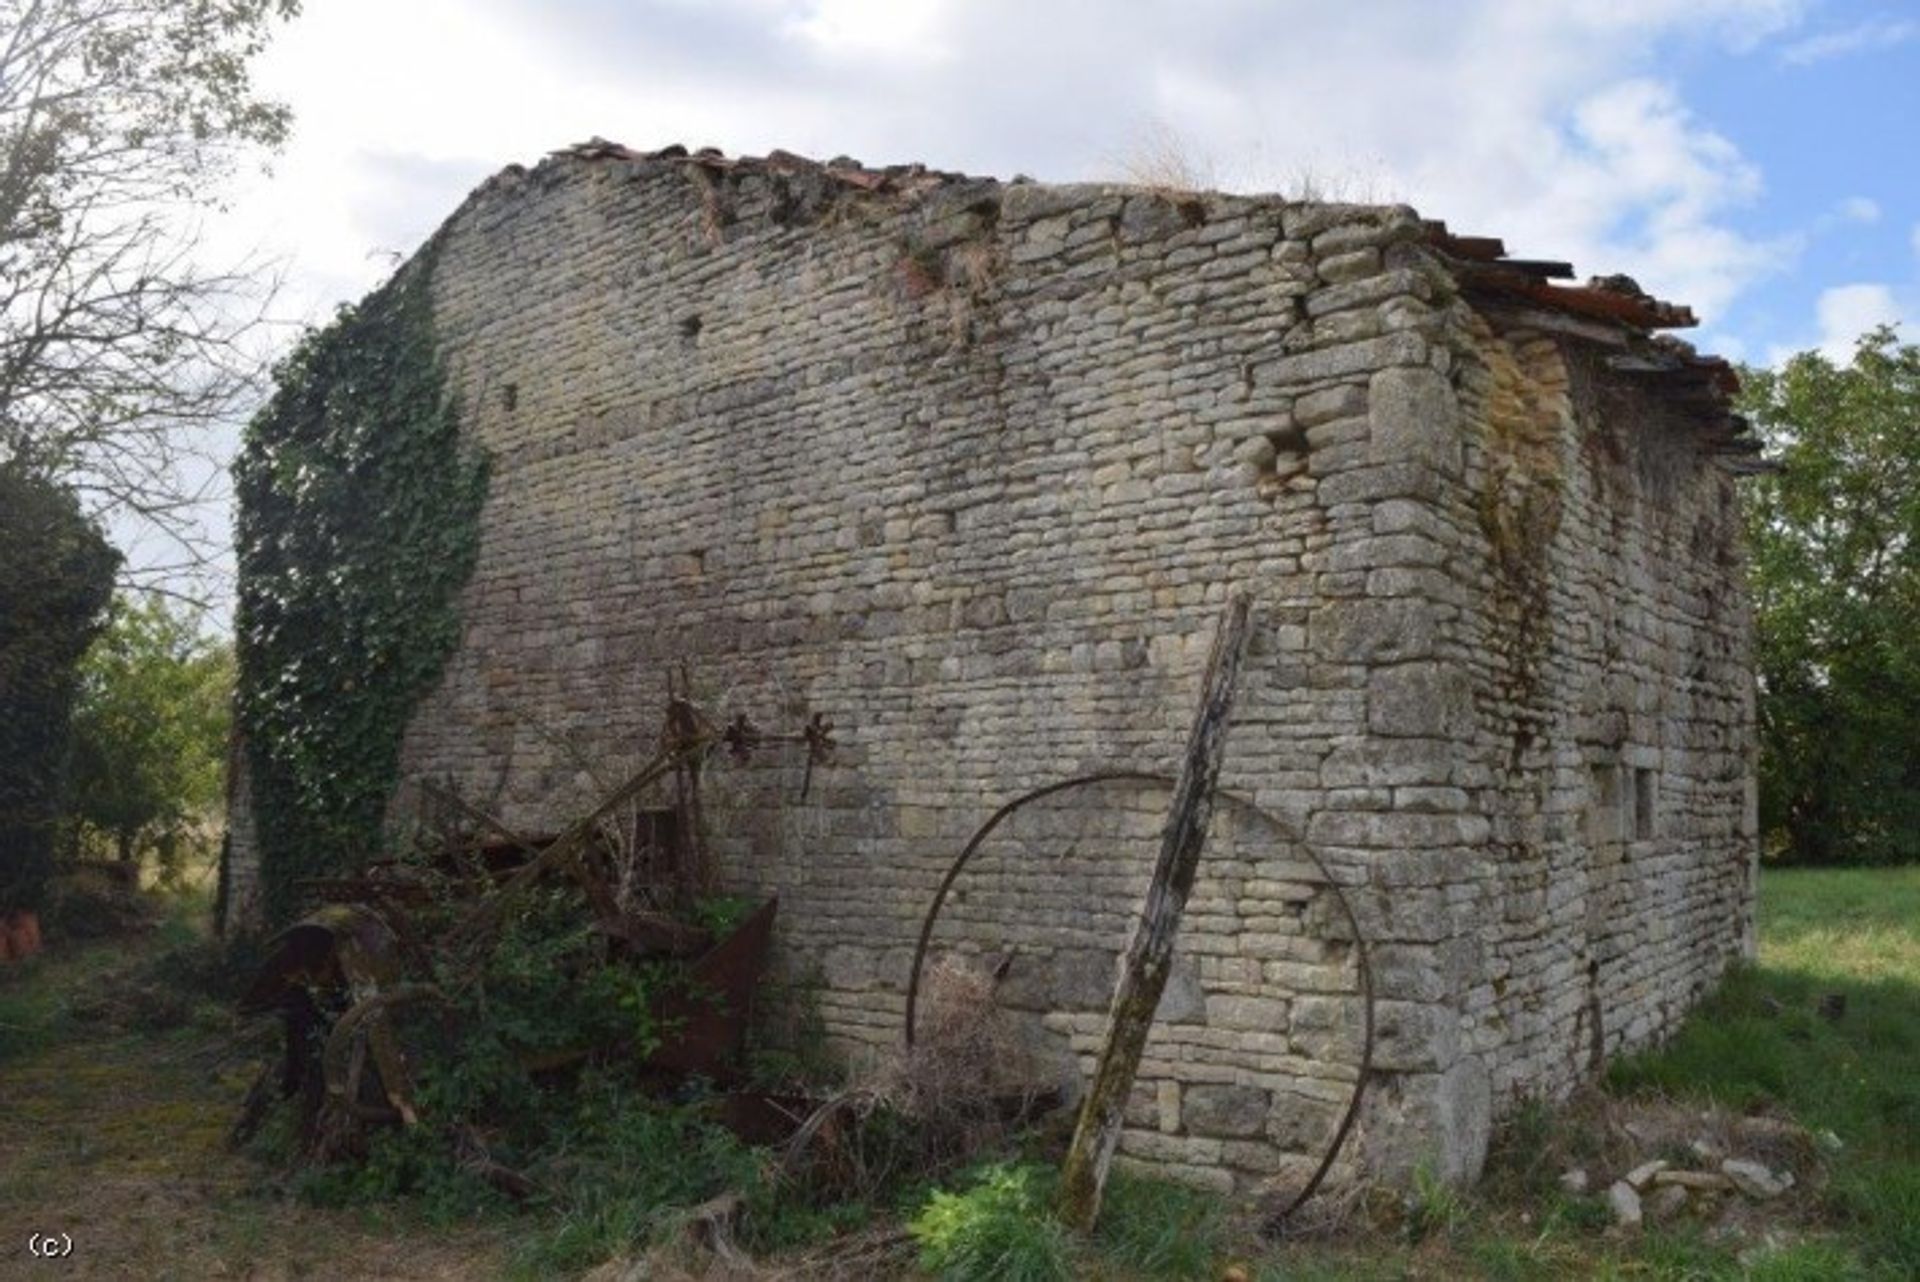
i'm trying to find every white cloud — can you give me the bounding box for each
[1387,76,1790,320]
[170,0,1830,606]
[1838,196,1882,224]
[1768,283,1909,365]
[787,0,952,62]
[1779,16,1918,64]
[201,0,1809,336]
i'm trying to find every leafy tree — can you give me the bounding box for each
[1,0,298,598]
[0,470,118,912]
[1739,326,1920,864]
[66,593,232,880]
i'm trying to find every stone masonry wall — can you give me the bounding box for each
[229,146,1756,1192]
[1303,293,1760,1177]
[1437,309,1758,1107]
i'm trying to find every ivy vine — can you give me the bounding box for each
[234,243,489,926]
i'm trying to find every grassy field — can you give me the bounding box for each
[1,868,1915,1279]
[0,901,505,1280]
[1257,866,1920,1280]
[1603,866,1920,1274]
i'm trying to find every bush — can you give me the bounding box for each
[37,865,154,942]
[909,1161,1076,1282]
[65,593,231,881]
[0,471,118,913]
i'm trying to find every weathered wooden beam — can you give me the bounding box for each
[1057,595,1254,1232]
[1498,259,1576,280]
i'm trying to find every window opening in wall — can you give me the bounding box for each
[1633,768,1657,840]
[1587,763,1625,847]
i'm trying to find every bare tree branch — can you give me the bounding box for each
[0,0,298,598]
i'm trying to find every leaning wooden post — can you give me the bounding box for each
[1058,594,1254,1232]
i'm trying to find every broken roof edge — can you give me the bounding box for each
[1421,220,1763,468]
[451,138,1769,473]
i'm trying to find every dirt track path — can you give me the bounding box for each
[0,946,503,1281]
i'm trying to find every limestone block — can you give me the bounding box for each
[1268,1091,1344,1151]
[1183,1083,1272,1138]
[1369,662,1474,739]
[1370,1000,1461,1071]
[1294,382,1367,427]
[821,946,877,989]
[1359,1057,1491,1183]
[1254,333,1429,387]
[1317,248,1382,285]
[1369,364,1461,476]
[1203,993,1291,1033]
[1311,598,1437,665]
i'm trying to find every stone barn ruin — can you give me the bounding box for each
[225,140,1763,1192]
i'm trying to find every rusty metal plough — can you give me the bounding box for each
[230,691,837,1161]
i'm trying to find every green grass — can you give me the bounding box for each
[1608,866,1920,1276]
[0,896,504,1277]
[0,956,68,1061]
[1255,866,1920,1281]
[1092,1167,1228,1278]
[9,868,1916,1279]
[0,891,203,1063]
[907,1160,1236,1281]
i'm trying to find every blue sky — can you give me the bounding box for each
[1672,3,1920,360]
[164,0,1919,599]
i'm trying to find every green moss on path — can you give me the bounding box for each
[0,921,503,1280]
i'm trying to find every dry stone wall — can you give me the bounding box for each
[237,147,1754,1191]
[1437,310,1758,1105]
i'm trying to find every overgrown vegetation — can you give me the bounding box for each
[908,1160,1231,1282]
[1740,327,1920,865]
[912,1161,1078,1281]
[226,809,878,1275]
[0,890,506,1275]
[234,243,489,925]
[6,867,1917,1277]
[0,470,119,914]
[65,593,233,880]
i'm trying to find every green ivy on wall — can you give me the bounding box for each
[234,244,489,926]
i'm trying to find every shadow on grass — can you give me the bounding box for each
[1608,954,1920,1276]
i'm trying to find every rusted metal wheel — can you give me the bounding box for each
[902,770,1376,1233]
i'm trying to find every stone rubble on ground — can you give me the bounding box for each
[1653,1168,1735,1193]
[1645,1183,1691,1222]
[1624,1158,1668,1190]
[1721,1157,1794,1199]
[1607,1180,1643,1230]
